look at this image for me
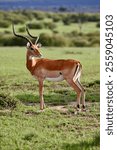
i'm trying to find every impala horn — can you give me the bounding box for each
[12,24,33,46]
[26,25,40,45]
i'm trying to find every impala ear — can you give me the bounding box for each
[27,42,31,48]
[37,43,42,48]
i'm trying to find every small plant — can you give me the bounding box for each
[0,93,17,109]
[23,132,38,141]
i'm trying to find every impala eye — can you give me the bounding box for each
[30,47,34,51]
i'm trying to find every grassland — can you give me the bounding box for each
[0,11,100,47]
[0,46,100,150]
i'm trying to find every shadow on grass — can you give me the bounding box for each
[15,79,100,105]
[62,133,100,150]
[16,94,39,103]
[16,92,75,106]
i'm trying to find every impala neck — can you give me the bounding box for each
[26,50,42,75]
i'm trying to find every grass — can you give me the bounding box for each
[0,103,100,150]
[0,47,99,102]
[56,22,99,34]
[0,46,100,150]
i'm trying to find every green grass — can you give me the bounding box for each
[0,46,100,150]
[56,22,99,34]
[0,47,99,102]
[0,105,100,150]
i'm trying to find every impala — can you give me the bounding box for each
[12,24,86,111]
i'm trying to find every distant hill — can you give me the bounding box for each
[0,0,100,12]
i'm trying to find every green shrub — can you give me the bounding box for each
[90,37,100,46]
[63,17,72,25]
[59,7,67,12]
[4,30,11,34]
[0,31,100,47]
[44,22,56,29]
[52,35,68,46]
[19,27,25,33]
[40,33,68,47]
[72,38,89,47]
[96,22,100,28]
[52,15,62,22]
[6,13,27,24]
[21,10,34,20]
[27,22,44,29]
[62,13,100,25]
[0,20,10,28]
[27,21,56,30]
[88,14,100,22]
[53,30,59,34]
[32,11,46,20]
[69,30,80,37]
[0,35,26,46]
[39,33,51,46]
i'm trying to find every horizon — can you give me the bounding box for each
[0,0,100,13]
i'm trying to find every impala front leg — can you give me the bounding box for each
[39,79,44,110]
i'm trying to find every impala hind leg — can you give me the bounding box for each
[66,79,82,111]
[75,79,86,111]
[39,80,44,110]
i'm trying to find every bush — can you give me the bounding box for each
[90,37,100,46]
[52,15,62,22]
[0,35,27,46]
[96,22,100,28]
[52,35,68,46]
[59,7,67,12]
[53,30,59,34]
[4,30,11,34]
[72,38,89,47]
[19,27,25,33]
[62,13,100,25]
[88,14,100,22]
[44,22,56,30]
[6,13,27,24]
[63,17,72,25]
[0,20,10,28]
[86,31,100,37]
[69,30,80,37]
[27,22,56,30]
[0,31,100,47]
[32,11,46,20]
[40,33,68,47]
[21,10,34,20]
[27,22,44,29]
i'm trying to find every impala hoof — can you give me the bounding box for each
[38,109,44,113]
[75,104,81,112]
[82,105,86,112]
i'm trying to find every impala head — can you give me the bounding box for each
[26,42,42,57]
[12,24,42,57]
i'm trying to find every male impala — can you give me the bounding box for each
[12,24,86,111]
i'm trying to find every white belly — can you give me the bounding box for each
[46,75,64,82]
